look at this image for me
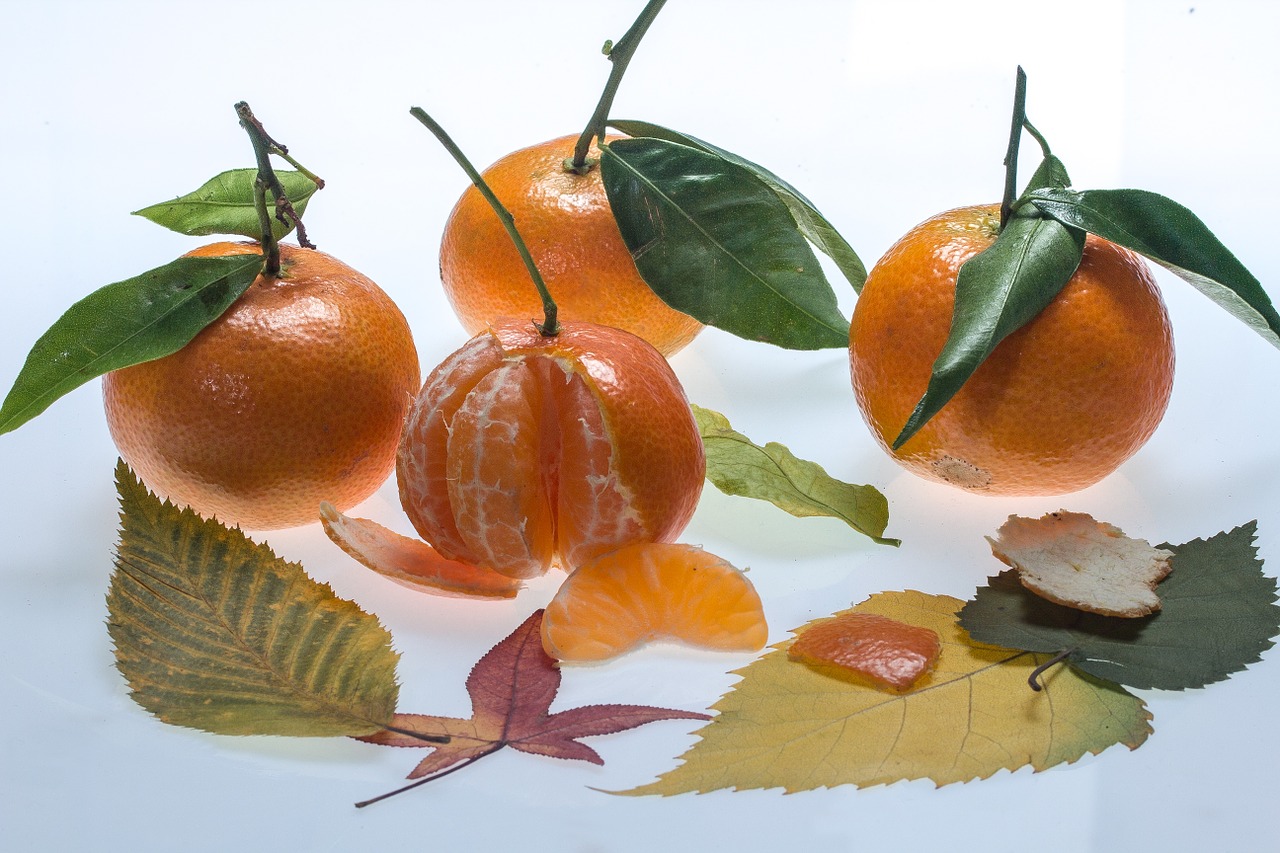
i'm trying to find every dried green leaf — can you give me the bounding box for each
[620,591,1150,795]
[132,168,319,240]
[692,404,897,546]
[959,522,1279,690]
[107,460,400,737]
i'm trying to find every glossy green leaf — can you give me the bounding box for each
[108,460,401,737]
[692,404,898,546]
[610,120,867,291]
[0,253,263,435]
[894,207,1085,447]
[1027,187,1280,349]
[133,168,319,240]
[958,522,1279,690]
[600,137,849,350]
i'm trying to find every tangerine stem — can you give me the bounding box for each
[570,0,669,173]
[410,106,560,336]
[235,101,319,275]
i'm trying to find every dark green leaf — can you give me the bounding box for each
[958,522,1279,690]
[108,460,401,737]
[133,168,319,240]
[0,254,263,435]
[894,208,1086,447]
[1027,187,1280,349]
[692,404,898,546]
[610,120,867,291]
[600,137,849,350]
[1022,153,1071,193]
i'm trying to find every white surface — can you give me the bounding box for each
[2,2,1278,851]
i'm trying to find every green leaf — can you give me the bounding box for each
[958,522,1279,690]
[133,168,320,240]
[1026,187,1280,349]
[600,136,849,350]
[609,120,867,292]
[894,207,1085,447]
[0,254,263,435]
[107,460,400,737]
[692,404,898,546]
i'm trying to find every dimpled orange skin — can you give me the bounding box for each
[788,613,941,693]
[397,320,705,580]
[103,242,420,530]
[849,205,1175,495]
[439,134,704,357]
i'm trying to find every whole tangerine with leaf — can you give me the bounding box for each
[104,240,419,531]
[0,103,420,531]
[849,68,1280,496]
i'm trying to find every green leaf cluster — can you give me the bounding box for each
[959,522,1280,691]
[601,121,863,350]
[1,167,321,436]
[897,126,1280,447]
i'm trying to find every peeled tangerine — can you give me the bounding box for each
[541,542,769,663]
[321,320,707,597]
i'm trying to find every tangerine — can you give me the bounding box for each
[396,320,705,580]
[788,612,940,693]
[103,242,420,530]
[541,542,768,663]
[439,134,703,357]
[849,204,1175,495]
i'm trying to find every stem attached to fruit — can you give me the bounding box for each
[569,0,669,173]
[999,67,1055,229]
[410,107,561,336]
[235,102,320,275]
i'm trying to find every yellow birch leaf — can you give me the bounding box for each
[619,590,1152,795]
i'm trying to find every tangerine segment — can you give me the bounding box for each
[788,613,941,692]
[541,543,768,663]
[849,205,1175,496]
[319,503,521,599]
[397,333,505,561]
[396,321,705,579]
[445,360,556,579]
[439,134,703,356]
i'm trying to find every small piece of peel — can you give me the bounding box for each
[788,612,941,692]
[987,510,1173,618]
[320,502,522,599]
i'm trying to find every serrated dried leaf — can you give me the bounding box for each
[620,591,1150,795]
[988,510,1174,617]
[961,521,1280,690]
[107,461,399,737]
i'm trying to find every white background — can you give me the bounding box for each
[2,2,1278,851]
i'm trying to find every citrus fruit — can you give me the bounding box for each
[439,134,703,357]
[849,204,1175,495]
[788,612,940,693]
[540,542,768,663]
[103,241,420,530]
[396,319,705,581]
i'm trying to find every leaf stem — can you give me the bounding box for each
[381,723,451,745]
[409,106,560,336]
[569,0,669,172]
[1027,648,1075,692]
[235,102,319,275]
[354,745,502,809]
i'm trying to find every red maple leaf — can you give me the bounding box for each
[355,609,710,806]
